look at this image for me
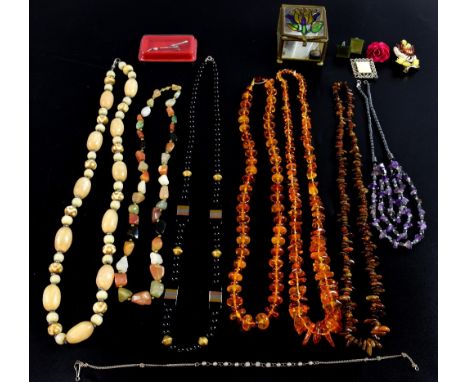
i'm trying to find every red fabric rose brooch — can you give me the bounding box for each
[366,42,390,63]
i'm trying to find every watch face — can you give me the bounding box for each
[350,58,379,79]
[282,41,322,60]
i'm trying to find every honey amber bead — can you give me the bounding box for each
[234,259,246,269]
[212,249,222,258]
[241,314,254,331]
[268,258,284,268]
[256,313,270,330]
[236,225,250,234]
[228,272,243,282]
[271,236,285,246]
[162,335,173,346]
[273,225,287,235]
[235,248,250,257]
[236,203,250,213]
[238,115,249,124]
[246,166,257,175]
[198,336,209,346]
[272,173,283,183]
[182,170,192,177]
[172,246,183,256]
[236,235,251,245]
[227,284,242,293]
[271,247,285,256]
[239,124,249,133]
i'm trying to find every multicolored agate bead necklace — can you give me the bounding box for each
[113,85,182,305]
[42,58,138,345]
[227,77,286,331]
[160,56,223,351]
[333,82,389,356]
[356,80,426,249]
[276,69,342,346]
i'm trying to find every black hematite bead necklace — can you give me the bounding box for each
[160,56,223,352]
[356,80,426,250]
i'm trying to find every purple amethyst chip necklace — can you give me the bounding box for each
[355,80,426,249]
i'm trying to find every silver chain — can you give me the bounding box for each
[356,80,394,162]
[74,352,419,380]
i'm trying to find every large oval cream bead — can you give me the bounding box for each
[110,118,124,137]
[54,226,73,253]
[100,90,114,110]
[86,131,103,152]
[73,177,92,199]
[96,264,114,290]
[112,161,127,181]
[124,78,138,98]
[66,321,95,344]
[101,209,118,234]
[43,284,61,311]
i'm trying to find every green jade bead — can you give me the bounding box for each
[156,200,168,210]
[128,204,139,214]
[118,287,133,302]
[150,281,165,298]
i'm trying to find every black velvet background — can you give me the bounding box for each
[30,0,437,381]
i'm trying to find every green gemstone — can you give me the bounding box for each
[171,115,177,124]
[118,287,133,302]
[311,21,323,33]
[136,121,144,130]
[156,200,168,210]
[128,204,139,214]
[150,281,165,298]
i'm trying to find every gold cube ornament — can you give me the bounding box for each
[277,4,329,65]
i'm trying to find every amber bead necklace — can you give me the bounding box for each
[42,58,138,345]
[227,77,286,331]
[333,82,389,356]
[160,56,223,351]
[113,85,182,305]
[276,69,342,346]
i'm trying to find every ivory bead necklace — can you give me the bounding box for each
[42,58,138,345]
[114,84,182,305]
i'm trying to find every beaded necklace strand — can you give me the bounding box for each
[227,77,286,331]
[74,351,420,380]
[160,56,223,351]
[113,85,182,305]
[276,69,342,346]
[333,82,389,356]
[42,58,138,345]
[356,80,426,249]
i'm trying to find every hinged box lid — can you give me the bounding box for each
[278,4,328,42]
